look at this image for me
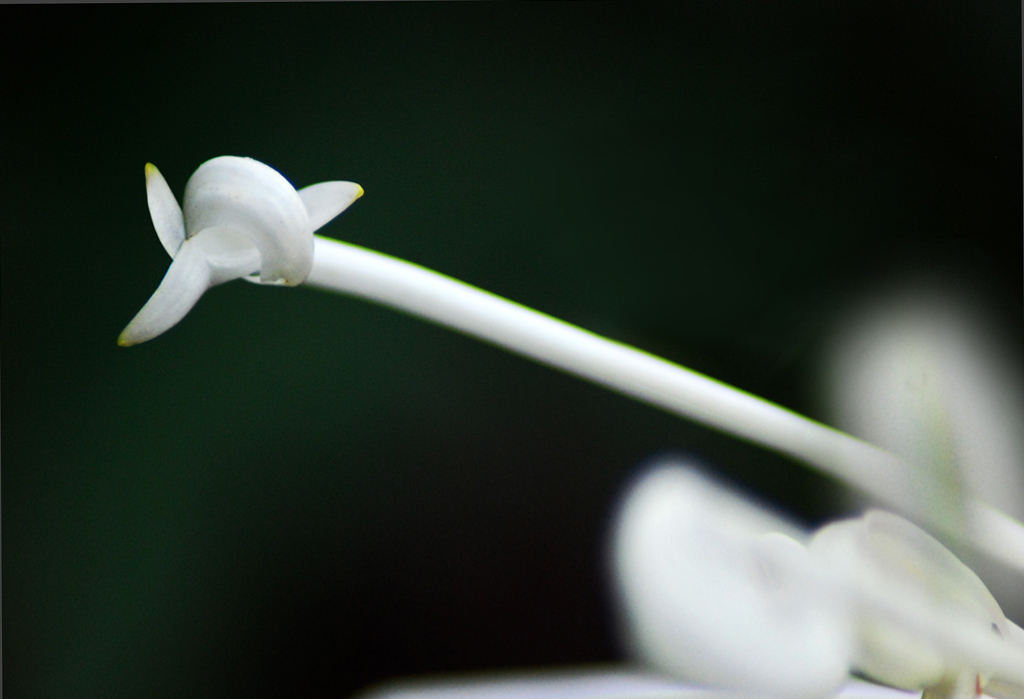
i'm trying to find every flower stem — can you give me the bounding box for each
[307,235,1023,574]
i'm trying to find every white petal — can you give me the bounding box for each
[189,225,262,285]
[612,462,853,699]
[117,239,211,346]
[823,285,1024,542]
[298,181,364,232]
[810,511,1024,689]
[184,156,313,285]
[145,163,185,258]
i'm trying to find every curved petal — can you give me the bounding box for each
[299,181,364,232]
[613,462,853,699]
[117,238,212,346]
[189,225,262,286]
[184,156,313,285]
[145,163,186,258]
[810,511,1024,690]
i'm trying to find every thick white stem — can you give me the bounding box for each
[306,235,1024,576]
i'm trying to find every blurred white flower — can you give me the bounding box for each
[821,283,1024,615]
[612,463,853,699]
[604,283,1024,698]
[611,463,1024,699]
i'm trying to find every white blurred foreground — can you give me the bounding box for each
[612,463,1024,699]
[356,667,918,699]
[348,284,1024,699]
[613,465,850,698]
[352,462,1024,699]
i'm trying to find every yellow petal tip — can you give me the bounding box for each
[116,329,136,347]
[145,162,159,179]
[355,184,365,199]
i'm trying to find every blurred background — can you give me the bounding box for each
[2,3,1021,698]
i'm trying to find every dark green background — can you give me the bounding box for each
[3,3,1021,698]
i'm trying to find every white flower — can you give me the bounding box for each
[118,156,363,346]
[611,463,1024,699]
[119,158,1022,575]
[119,156,1024,699]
